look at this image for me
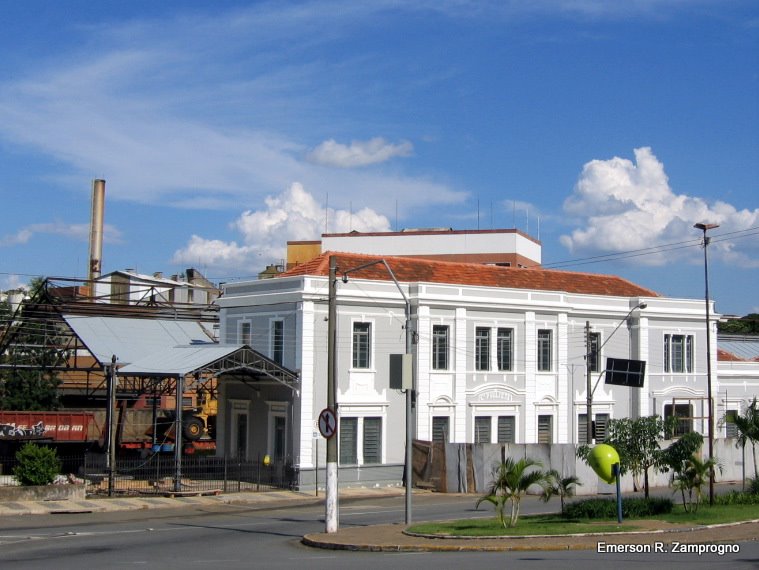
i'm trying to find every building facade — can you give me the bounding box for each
[215,252,751,488]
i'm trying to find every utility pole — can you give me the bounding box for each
[106,355,117,497]
[325,256,338,533]
[585,321,593,445]
[695,222,719,506]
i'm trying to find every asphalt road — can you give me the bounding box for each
[0,494,756,569]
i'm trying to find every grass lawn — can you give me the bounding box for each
[406,503,759,537]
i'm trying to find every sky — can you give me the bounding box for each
[0,0,757,316]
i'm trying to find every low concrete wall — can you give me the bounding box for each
[417,438,749,496]
[0,484,86,502]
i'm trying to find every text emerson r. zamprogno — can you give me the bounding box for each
[597,542,739,556]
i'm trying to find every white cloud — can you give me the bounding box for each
[560,147,759,267]
[307,138,413,168]
[0,222,122,247]
[0,9,462,213]
[172,183,392,271]
[0,274,30,293]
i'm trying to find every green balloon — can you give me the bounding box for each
[588,444,620,484]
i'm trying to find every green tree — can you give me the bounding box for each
[610,416,665,498]
[718,314,759,335]
[0,278,61,411]
[475,457,550,528]
[659,431,705,509]
[586,416,668,498]
[671,454,721,512]
[541,469,581,515]
[733,399,759,479]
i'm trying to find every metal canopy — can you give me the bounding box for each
[118,344,299,393]
[62,314,215,366]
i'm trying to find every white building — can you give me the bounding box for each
[213,252,757,489]
[287,228,542,271]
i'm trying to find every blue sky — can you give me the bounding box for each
[1,1,757,316]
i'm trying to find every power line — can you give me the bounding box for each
[540,226,759,270]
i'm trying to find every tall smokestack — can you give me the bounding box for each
[88,179,106,282]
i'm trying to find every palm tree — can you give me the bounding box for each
[671,454,721,513]
[541,469,581,514]
[733,398,759,480]
[475,457,549,528]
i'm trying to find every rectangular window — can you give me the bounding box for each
[363,417,382,464]
[339,417,358,464]
[432,325,449,370]
[537,415,553,444]
[594,413,609,441]
[271,320,284,365]
[273,416,286,460]
[475,327,490,371]
[537,329,552,372]
[672,335,685,373]
[497,328,513,371]
[474,416,491,444]
[432,416,450,444]
[664,334,670,373]
[664,334,694,373]
[589,332,601,373]
[578,414,589,445]
[664,403,693,437]
[686,335,693,373]
[497,416,515,443]
[352,322,371,369]
[579,413,611,444]
[725,410,738,438]
[240,321,251,346]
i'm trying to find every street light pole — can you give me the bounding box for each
[340,258,414,525]
[694,222,719,506]
[325,256,338,533]
[585,302,647,444]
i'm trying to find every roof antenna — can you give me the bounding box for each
[324,192,329,234]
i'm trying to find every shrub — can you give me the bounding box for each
[714,490,759,506]
[12,443,61,486]
[563,497,673,519]
[748,477,759,495]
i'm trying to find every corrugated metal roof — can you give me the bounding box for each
[119,344,243,376]
[718,335,759,361]
[63,315,214,366]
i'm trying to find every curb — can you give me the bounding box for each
[302,518,759,553]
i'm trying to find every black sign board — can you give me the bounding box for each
[605,357,646,388]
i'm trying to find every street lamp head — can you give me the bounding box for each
[637,302,647,310]
[341,274,349,284]
[694,222,719,231]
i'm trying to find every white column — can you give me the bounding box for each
[524,311,537,443]
[557,313,569,443]
[299,301,315,468]
[454,307,467,442]
[416,305,431,440]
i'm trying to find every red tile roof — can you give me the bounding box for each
[718,349,744,362]
[280,252,660,298]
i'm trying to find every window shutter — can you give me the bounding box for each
[432,416,450,444]
[363,417,382,464]
[537,415,553,444]
[497,416,515,443]
[474,416,491,444]
[339,417,358,464]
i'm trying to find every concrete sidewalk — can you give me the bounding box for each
[0,486,401,517]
